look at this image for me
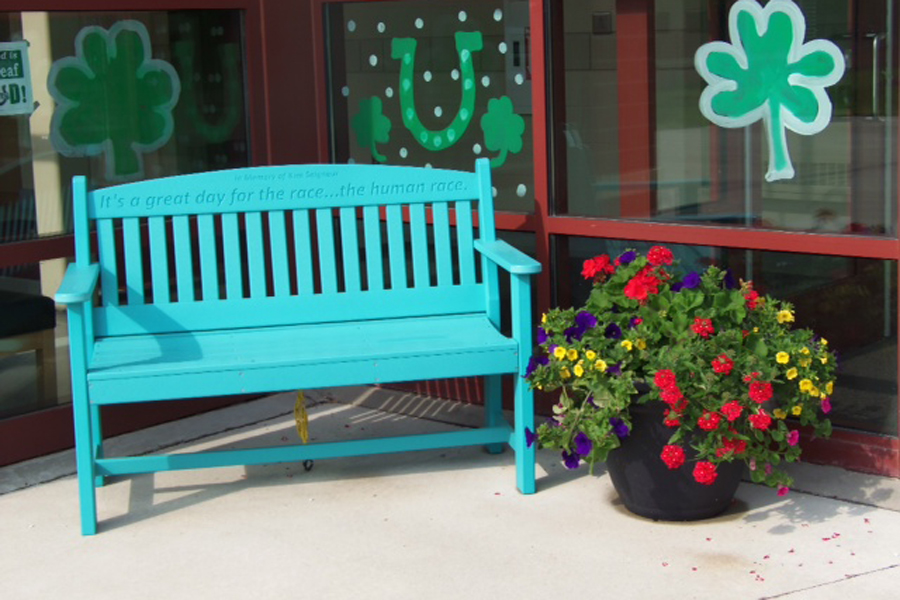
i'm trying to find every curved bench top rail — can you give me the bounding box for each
[85,163,484,219]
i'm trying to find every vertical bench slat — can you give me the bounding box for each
[316,208,338,294]
[386,205,407,289]
[97,219,119,307]
[340,207,361,292]
[172,215,195,302]
[432,202,453,286]
[363,206,384,291]
[222,213,243,299]
[123,218,145,305]
[455,200,476,284]
[198,214,219,301]
[148,217,170,304]
[268,211,290,296]
[409,203,429,287]
[245,212,266,297]
[293,209,314,295]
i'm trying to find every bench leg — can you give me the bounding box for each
[483,374,505,454]
[513,373,536,494]
[72,391,98,535]
[91,404,105,487]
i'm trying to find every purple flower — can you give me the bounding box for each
[574,432,593,456]
[671,282,684,292]
[610,417,630,439]
[525,355,549,378]
[525,427,537,448]
[562,450,581,470]
[605,323,622,339]
[682,272,701,289]
[586,395,598,408]
[618,251,636,265]
[537,327,548,344]
[723,269,738,290]
[629,317,642,329]
[564,325,585,342]
[607,362,622,376]
[575,311,598,329]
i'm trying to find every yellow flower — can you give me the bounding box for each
[825,381,834,395]
[541,313,547,324]
[773,408,787,419]
[561,367,571,379]
[574,364,585,377]
[636,339,647,350]
[776,352,790,364]
[595,359,608,372]
[810,386,820,397]
[777,309,795,323]
[819,355,829,364]
[820,338,829,346]
[585,350,597,361]
[799,379,814,393]
[621,340,633,351]
[753,327,760,333]
[799,358,812,368]
[800,347,810,355]
[786,367,799,380]
[567,348,579,361]
[553,346,566,360]
[792,405,803,416]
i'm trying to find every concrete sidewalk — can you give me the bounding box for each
[2,386,900,599]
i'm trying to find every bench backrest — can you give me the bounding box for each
[73,159,499,337]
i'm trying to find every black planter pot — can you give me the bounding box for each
[606,401,744,521]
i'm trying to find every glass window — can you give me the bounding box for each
[551,0,897,236]
[554,235,898,436]
[0,10,251,245]
[325,0,535,212]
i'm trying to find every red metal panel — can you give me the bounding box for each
[615,0,656,219]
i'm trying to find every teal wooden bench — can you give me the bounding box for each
[55,158,540,535]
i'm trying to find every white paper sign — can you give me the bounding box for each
[0,41,34,116]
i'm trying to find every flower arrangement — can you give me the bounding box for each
[526,246,837,494]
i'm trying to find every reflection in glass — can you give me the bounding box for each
[325,0,535,212]
[555,236,898,436]
[551,0,896,236]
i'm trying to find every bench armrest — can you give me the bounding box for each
[55,263,100,305]
[474,240,541,275]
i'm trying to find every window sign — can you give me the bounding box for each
[0,41,34,116]
[695,0,845,182]
[47,20,182,181]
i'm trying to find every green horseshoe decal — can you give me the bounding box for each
[391,31,482,151]
[173,41,243,144]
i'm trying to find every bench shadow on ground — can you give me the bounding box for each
[101,402,537,532]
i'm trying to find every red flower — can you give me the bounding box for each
[744,289,760,310]
[691,317,715,338]
[748,409,773,430]
[716,438,748,458]
[647,245,674,266]
[581,255,615,280]
[697,411,722,431]
[623,267,661,303]
[660,387,684,407]
[663,409,681,428]
[742,371,761,383]
[693,461,718,485]
[749,381,773,404]
[654,370,678,390]
[711,355,734,375]
[720,400,743,422]
[660,445,685,470]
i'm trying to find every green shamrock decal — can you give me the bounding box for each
[480,96,525,168]
[694,0,845,182]
[48,21,181,181]
[351,96,392,163]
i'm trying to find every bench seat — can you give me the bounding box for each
[87,314,518,403]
